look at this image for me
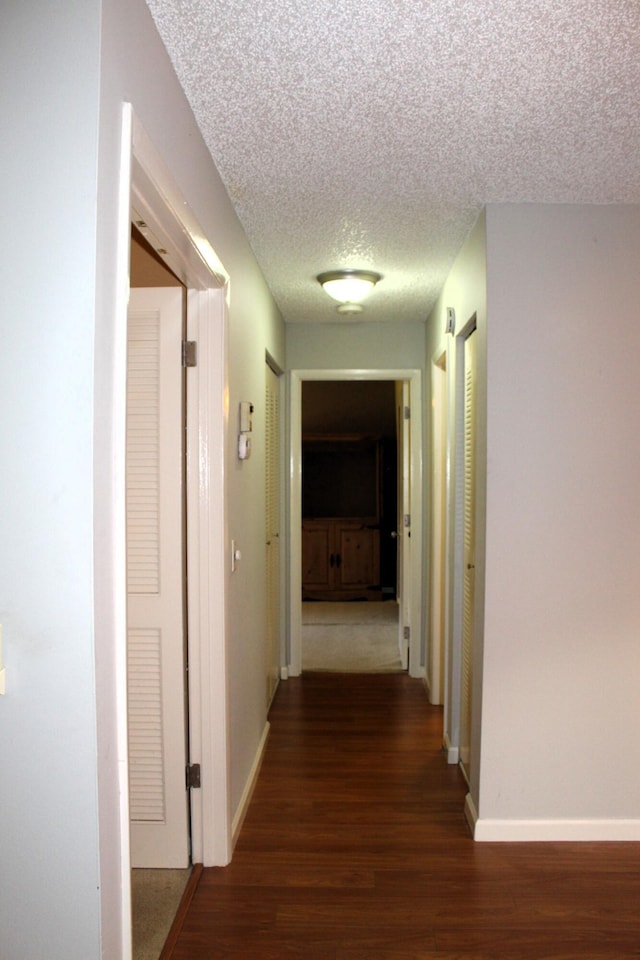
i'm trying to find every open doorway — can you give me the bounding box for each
[300,381,400,672]
[288,368,423,679]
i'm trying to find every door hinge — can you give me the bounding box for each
[186,762,201,789]
[403,513,411,528]
[403,626,410,641]
[404,405,410,420]
[182,340,197,368]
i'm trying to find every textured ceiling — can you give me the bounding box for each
[145,0,640,323]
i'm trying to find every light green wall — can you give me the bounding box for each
[0,3,102,957]
[429,204,640,837]
[479,204,640,831]
[287,321,425,371]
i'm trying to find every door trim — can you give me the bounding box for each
[287,369,423,678]
[428,348,448,705]
[443,315,477,765]
[115,103,231,958]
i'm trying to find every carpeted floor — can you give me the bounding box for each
[132,868,191,960]
[301,601,403,672]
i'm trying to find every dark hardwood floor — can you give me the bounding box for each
[168,673,640,959]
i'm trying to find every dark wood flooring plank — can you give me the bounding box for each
[168,673,640,960]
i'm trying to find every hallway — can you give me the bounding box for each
[165,674,640,959]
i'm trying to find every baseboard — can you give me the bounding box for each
[231,721,270,849]
[443,733,459,765]
[471,815,640,842]
[423,675,444,707]
[158,863,203,960]
[464,792,478,837]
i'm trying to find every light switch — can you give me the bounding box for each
[231,539,242,573]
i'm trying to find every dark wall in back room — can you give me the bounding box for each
[302,380,398,598]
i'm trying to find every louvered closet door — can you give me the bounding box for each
[127,287,190,868]
[265,363,281,706]
[460,328,477,771]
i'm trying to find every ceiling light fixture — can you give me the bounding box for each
[317,269,381,314]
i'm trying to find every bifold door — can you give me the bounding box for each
[126,287,190,868]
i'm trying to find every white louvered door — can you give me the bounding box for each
[265,363,281,706]
[460,329,477,771]
[127,287,190,868]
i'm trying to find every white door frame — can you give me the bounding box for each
[287,369,423,678]
[115,104,232,958]
[428,348,448,705]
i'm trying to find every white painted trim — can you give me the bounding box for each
[130,120,228,290]
[113,106,232,955]
[288,373,303,677]
[287,369,424,678]
[115,104,135,960]
[185,286,232,866]
[473,817,640,842]
[130,116,231,868]
[232,722,271,848]
[443,732,459,765]
[464,791,478,835]
[428,349,448,705]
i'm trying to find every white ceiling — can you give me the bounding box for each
[145,0,640,324]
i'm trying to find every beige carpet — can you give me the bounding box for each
[132,868,191,960]
[302,601,403,672]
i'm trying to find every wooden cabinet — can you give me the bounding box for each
[302,519,381,600]
[301,434,383,600]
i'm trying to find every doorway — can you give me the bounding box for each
[116,106,232,960]
[288,369,423,679]
[265,357,282,706]
[300,380,400,672]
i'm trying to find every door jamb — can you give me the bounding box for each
[429,347,448,705]
[287,368,423,678]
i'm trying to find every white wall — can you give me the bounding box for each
[2,1,285,957]
[478,204,640,838]
[0,3,102,958]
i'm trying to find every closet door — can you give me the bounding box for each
[127,287,190,867]
[460,328,477,772]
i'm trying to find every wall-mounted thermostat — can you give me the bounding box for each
[239,401,253,434]
[445,306,456,335]
[238,401,254,460]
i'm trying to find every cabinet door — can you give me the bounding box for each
[302,521,334,590]
[337,524,380,589]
